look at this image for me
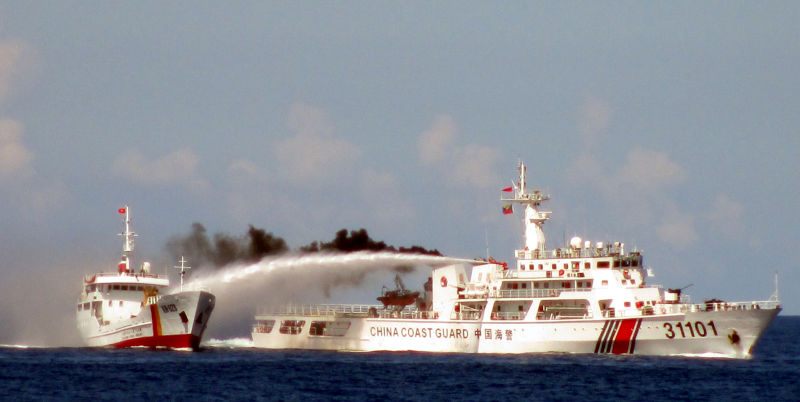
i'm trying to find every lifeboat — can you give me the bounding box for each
[377,274,420,307]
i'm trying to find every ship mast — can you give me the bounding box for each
[174,256,191,292]
[501,162,551,252]
[118,205,137,274]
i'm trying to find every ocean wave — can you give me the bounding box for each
[201,337,254,349]
[0,344,34,349]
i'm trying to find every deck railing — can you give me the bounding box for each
[257,304,442,320]
[461,287,593,300]
[89,272,167,280]
[515,245,638,260]
[650,300,781,316]
[257,304,382,317]
[489,312,526,320]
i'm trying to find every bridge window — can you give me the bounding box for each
[309,321,350,336]
[254,320,275,334]
[585,262,591,269]
[279,320,305,335]
[597,261,610,268]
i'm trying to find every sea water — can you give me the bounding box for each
[2,316,799,401]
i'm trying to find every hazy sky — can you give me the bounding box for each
[1,2,798,345]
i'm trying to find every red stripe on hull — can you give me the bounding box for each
[149,304,162,336]
[611,319,638,354]
[112,334,201,350]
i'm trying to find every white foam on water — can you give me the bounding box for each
[202,337,255,348]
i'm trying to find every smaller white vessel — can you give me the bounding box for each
[76,206,215,350]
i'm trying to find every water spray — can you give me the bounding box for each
[185,251,478,291]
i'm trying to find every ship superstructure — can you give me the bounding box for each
[76,206,215,350]
[251,162,780,357]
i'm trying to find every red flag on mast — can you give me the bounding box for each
[501,187,513,192]
[118,207,126,214]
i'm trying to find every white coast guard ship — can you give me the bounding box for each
[251,162,780,358]
[77,207,215,350]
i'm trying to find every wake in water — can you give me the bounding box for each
[202,338,254,348]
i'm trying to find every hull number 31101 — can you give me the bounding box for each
[663,321,718,339]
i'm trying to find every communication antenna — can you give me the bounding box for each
[174,256,191,292]
[770,270,780,302]
[484,228,490,259]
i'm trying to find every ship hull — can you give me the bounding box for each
[252,306,779,358]
[78,290,215,350]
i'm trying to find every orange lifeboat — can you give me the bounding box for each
[376,274,420,308]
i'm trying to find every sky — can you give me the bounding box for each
[0,2,798,345]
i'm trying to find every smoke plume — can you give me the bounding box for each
[166,225,441,272]
[165,223,288,269]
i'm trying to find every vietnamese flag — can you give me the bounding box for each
[118,207,126,214]
[502,187,513,192]
[502,204,513,215]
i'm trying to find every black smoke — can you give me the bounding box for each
[166,225,441,272]
[300,228,441,256]
[166,223,288,269]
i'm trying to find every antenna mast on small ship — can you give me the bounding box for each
[174,256,191,292]
[500,161,551,253]
[771,270,780,303]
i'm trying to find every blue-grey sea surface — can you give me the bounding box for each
[2,316,799,401]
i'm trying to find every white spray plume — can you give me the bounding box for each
[182,251,476,339]
[185,251,473,290]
